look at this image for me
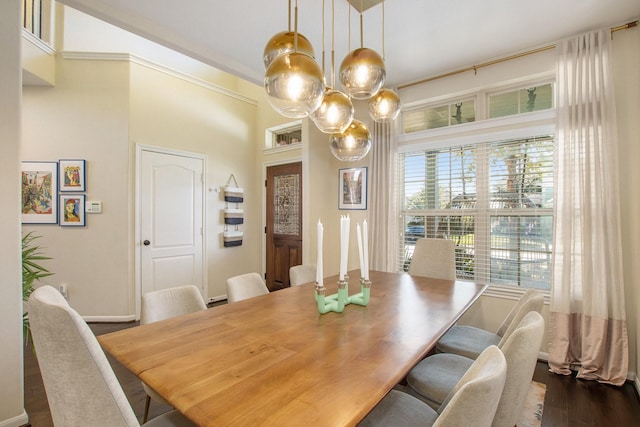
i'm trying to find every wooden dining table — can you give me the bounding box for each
[98,270,486,426]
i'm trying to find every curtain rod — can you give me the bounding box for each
[398,20,638,90]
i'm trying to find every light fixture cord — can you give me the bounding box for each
[321,0,326,76]
[347,2,351,51]
[382,0,385,60]
[359,0,364,48]
[288,0,291,32]
[330,0,335,88]
[294,0,299,52]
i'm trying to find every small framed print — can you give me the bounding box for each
[21,161,58,224]
[59,159,86,192]
[339,167,368,210]
[59,194,86,226]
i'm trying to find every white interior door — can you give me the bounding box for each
[139,148,205,302]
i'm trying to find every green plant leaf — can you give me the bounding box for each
[22,231,54,345]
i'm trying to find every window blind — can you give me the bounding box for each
[399,135,554,289]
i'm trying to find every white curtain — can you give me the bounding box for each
[368,121,398,272]
[549,29,628,385]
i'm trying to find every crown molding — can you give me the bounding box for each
[60,51,257,106]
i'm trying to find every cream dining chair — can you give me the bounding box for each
[407,311,545,427]
[28,285,195,427]
[436,289,544,359]
[226,272,269,302]
[289,264,317,286]
[408,238,456,280]
[140,285,207,422]
[359,345,507,427]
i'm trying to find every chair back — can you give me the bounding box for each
[28,286,140,427]
[496,289,544,338]
[492,311,545,427]
[226,272,269,303]
[141,285,207,325]
[435,345,507,427]
[289,264,317,286]
[408,238,456,280]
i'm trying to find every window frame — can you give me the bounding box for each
[398,104,555,301]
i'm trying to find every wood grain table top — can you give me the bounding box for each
[98,271,486,426]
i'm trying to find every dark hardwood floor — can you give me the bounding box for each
[23,321,640,426]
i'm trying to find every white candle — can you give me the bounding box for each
[339,216,346,280]
[363,219,369,280]
[339,215,351,281]
[344,215,350,279]
[316,219,323,285]
[357,223,364,279]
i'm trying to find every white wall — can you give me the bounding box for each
[612,26,640,384]
[22,57,132,316]
[0,1,29,426]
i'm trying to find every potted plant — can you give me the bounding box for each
[22,231,53,345]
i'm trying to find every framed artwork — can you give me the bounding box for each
[59,159,86,192]
[339,167,368,210]
[21,161,58,224]
[59,194,86,226]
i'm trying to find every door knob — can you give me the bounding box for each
[143,240,151,246]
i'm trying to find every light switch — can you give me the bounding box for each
[86,201,102,213]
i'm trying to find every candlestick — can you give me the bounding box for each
[316,219,323,284]
[363,219,369,281]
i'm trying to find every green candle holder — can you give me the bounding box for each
[314,276,371,314]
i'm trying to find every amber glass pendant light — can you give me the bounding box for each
[263,0,315,69]
[263,32,315,70]
[264,0,325,118]
[369,88,401,122]
[330,119,371,161]
[311,0,354,134]
[369,0,401,122]
[339,0,385,100]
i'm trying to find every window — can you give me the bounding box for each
[402,99,475,133]
[488,83,554,118]
[399,135,554,289]
[265,121,302,150]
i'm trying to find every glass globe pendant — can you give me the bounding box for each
[263,31,315,69]
[369,88,401,122]
[264,51,325,119]
[339,48,385,100]
[329,119,371,161]
[310,88,354,134]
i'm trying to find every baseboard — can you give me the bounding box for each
[0,410,29,427]
[82,314,136,323]
[208,294,227,304]
[633,372,640,397]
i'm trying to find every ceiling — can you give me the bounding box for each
[59,0,639,89]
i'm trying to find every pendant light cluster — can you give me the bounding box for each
[263,0,400,161]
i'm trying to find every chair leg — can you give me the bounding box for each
[143,394,151,423]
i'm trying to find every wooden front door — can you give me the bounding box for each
[266,162,302,291]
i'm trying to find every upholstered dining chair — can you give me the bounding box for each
[408,238,456,280]
[140,285,207,422]
[407,311,545,427]
[226,272,269,303]
[436,289,544,359]
[359,345,506,427]
[28,285,195,427]
[289,264,317,286]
